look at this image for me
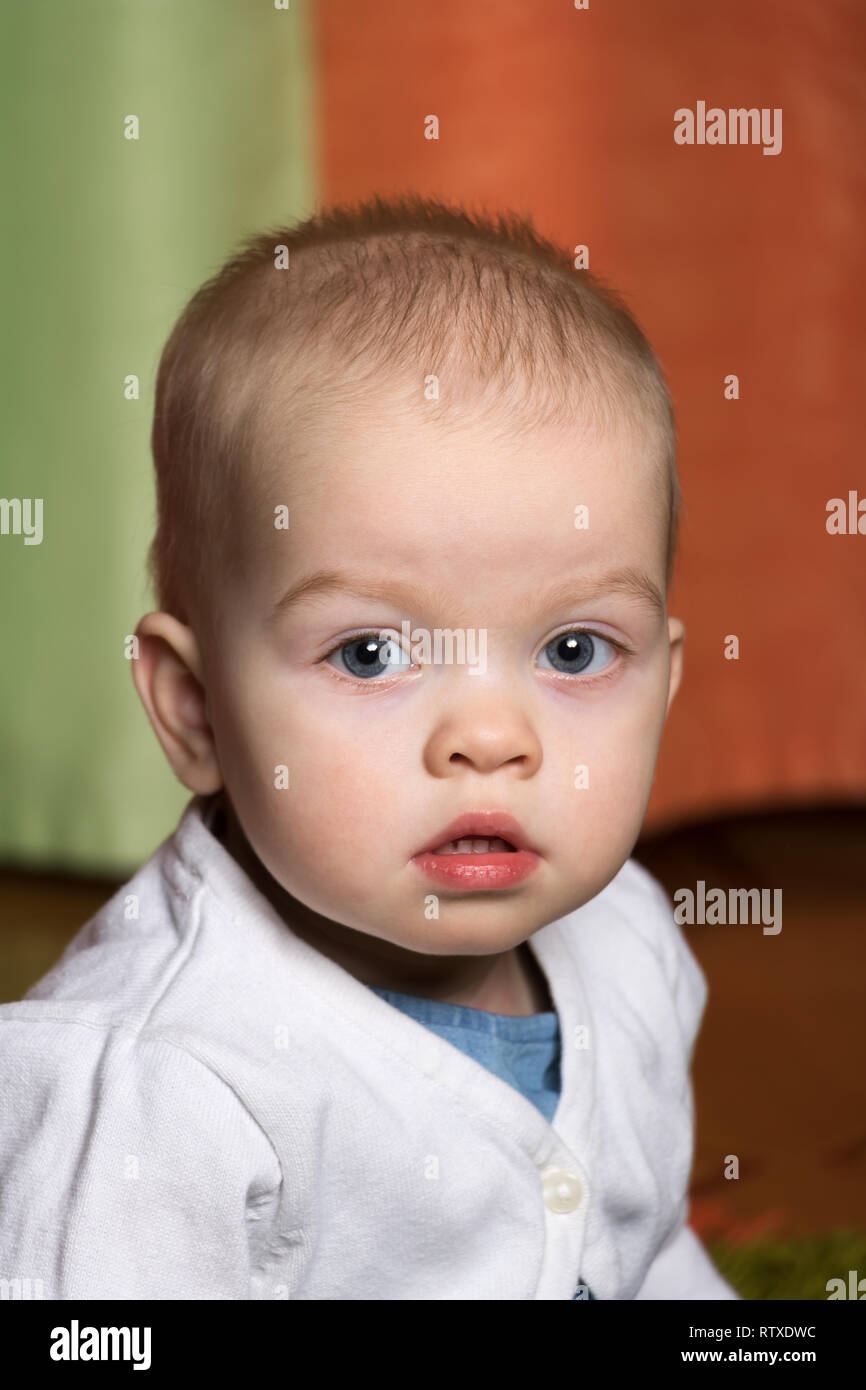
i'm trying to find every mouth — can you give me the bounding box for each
[431,836,517,855]
[411,812,540,891]
[416,812,536,857]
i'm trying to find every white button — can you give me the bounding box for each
[542,1168,583,1213]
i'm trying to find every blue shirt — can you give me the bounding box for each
[370,987,594,1300]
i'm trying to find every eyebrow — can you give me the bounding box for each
[270,566,666,622]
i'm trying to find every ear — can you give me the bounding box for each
[130,612,223,794]
[665,616,685,714]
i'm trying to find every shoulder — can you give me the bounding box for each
[566,856,709,1049]
[0,804,280,1182]
[576,854,681,963]
[0,795,269,1149]
[8,805,220,1031]
[600,854,675,929]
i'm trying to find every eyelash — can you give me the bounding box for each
[317,628,636,690]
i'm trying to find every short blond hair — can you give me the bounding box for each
[148,192,679,632]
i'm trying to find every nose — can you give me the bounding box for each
[422,696,543,779]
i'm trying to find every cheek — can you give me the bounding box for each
[550,671,668,827]
[227,691,403,866]
[558,665,667,765]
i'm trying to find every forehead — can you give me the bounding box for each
[252,397,669,605]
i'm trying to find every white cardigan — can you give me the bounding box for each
[0,796,739,1300]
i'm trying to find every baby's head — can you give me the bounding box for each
[134,193,684,966]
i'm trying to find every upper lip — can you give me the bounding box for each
[416,812,536,855]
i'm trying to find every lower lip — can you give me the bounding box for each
[411,850,540,890]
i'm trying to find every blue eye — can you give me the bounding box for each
[537,631,616,676]
[324,629,621,682]
[327,634,412,680]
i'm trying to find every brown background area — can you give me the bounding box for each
[636,807,865,1240]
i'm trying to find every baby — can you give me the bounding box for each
[0,193,739,1300]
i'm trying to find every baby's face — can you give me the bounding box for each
[200,396,682,958]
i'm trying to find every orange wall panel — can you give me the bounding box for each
[316,0,866,829]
